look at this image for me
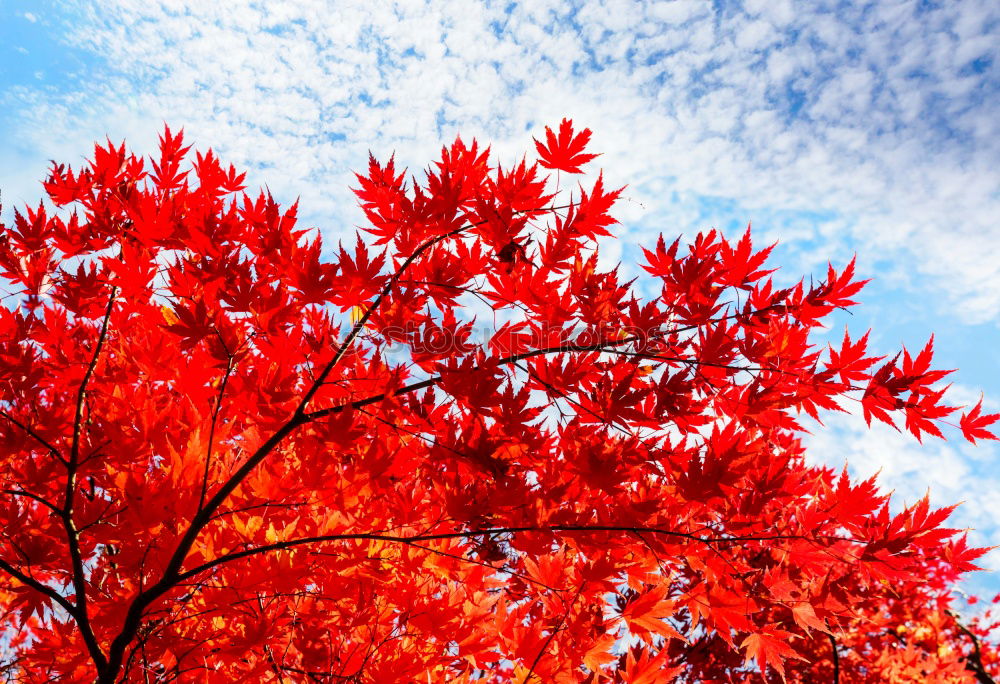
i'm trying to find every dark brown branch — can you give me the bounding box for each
[300,333,711,425]
[175,525,864,585]
[101,416,308,680]
[1,488,62,515]
[0,410,66,466]
[509,358,657,451]
[388,540,561,593]
[63,288,116,674]
[511,359,626,431]
[599,347,796,377]
[259,593,288,684]
[354,407,469,460]
[0,556,77,618]
[829,632,839,684]
[301,337,641,425]
[947,609,996,684]
[208,500,309,523]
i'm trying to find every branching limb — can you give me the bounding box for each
[385,539,562,593]
[1,489,62,515]
[296,202,579,415]
[0,556,77,618]
[947,609,996,684]
[98,202,578,681]
[301,331,785,425]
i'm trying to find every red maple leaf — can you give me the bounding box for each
[960,398,1000,444]
[533,117,599,174]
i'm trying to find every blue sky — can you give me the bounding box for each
[2,0,999,598]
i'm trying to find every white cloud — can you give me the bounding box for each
[648,0,708,25]
[0,1,996,324]
[746,0,794,28]
[734,19,776,52]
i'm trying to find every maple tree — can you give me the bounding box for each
[1,119,999,683]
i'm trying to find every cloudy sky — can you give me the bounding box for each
[2,0,998,596]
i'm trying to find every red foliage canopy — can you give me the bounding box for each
[1,120,998,682]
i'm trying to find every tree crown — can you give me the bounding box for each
[0,121,998,682]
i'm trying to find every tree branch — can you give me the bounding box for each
[63,288,116,673]
[1,488,62,515]
[378,539,561,593]
[198,354,234,512]
[0,556,78,618]
[175,525,863,585]
[829,632,839,684]
[523,583,584,683]
[0,411,66,466]
[300,332,755,425]
[947,609,996,684]
[295,202,579,415]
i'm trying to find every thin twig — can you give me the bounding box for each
[0,410,66,466]
[198,354,234,512]
[1,489,62,515]
[522,583,585,683]
[175,524,868,584]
